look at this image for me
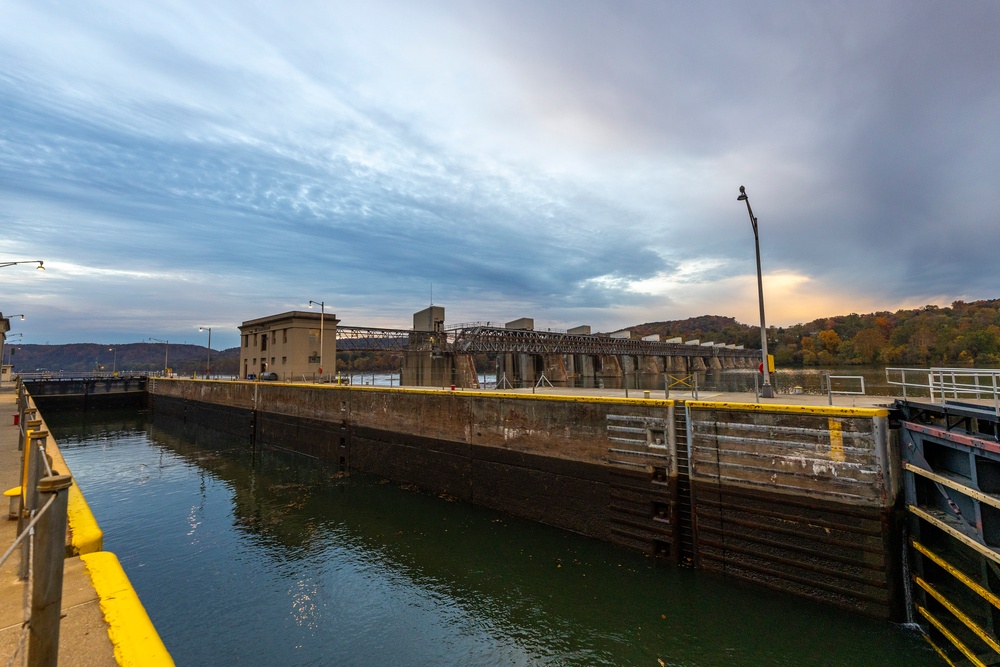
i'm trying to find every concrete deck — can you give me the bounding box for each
[0,385,117,666]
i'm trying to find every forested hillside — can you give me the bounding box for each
[5,342,240,374]
[632,299,1000,368]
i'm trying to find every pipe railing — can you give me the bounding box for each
[2,380,75,667]
[886,367,1000,415]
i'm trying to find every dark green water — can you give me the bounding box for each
[46,408,936,666]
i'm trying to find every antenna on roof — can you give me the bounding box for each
[430,283,433,306]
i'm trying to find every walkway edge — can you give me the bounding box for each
[80,552,174,667]
[46,438,103,554]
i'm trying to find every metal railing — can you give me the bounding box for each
[886,367,1000,415]
[822,373,866,405]
[3,381,74,667]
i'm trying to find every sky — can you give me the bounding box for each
[1,1,998,349]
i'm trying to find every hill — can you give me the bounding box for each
[628,299,1000,368]
[4,342,240,375]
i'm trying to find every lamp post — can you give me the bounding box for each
[0,260,44,270]
[149,338,169,375]
[308,300,325,380]
[2,333,23,379]
[738,185,774,398]
[108,347,117,374]
[198,327,212,377]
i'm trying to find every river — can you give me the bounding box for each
[46,407,936,666]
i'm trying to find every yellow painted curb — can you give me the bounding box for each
[45,437,103,554]
[684,400,889,418]
[81,552,175,667]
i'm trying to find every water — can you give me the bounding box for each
[45,408,936,666]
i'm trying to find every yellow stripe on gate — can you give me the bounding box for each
[828,418,845,462]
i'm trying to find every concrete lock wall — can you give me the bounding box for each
[148,379,903,619]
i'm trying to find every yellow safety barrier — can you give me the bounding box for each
[912,540,1000,611]
[922,635,959,667]
[914,576,1000,655]
[916,604,987,667]
[684,400,889,418]
[46,433,103,553]
[82,552,175,666]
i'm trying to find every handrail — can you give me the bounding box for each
[0,492,56,569]
[886,367,1000,416]
[823,373,866,405]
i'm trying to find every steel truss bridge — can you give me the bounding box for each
[337,325,758,359]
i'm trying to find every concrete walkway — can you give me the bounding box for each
[0,385,117,666]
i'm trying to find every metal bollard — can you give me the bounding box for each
[28,474,73,667]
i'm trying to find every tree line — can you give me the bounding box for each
[632,299,1000,368]
[770,299,1000,368]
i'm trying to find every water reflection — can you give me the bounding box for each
[44,409,936,666]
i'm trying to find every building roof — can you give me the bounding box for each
[239,310,340,330]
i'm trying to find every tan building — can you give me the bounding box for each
[239,311,339,381]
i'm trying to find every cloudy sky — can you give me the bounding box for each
[1,1,998,348]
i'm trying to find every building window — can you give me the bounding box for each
[261,334,268,351]
[271,357,275,365]
[308,329,319,347]
[282,357,287,365]
[243,335,248,348]
[252,358,257,365]
[283,329,288,344]
[308,354,320,363]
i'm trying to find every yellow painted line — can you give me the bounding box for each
[904,463,1000,511]
[922,634,960,667]
[912,540,1000,610]
[908,505,1000,566]
[916,604,987,667]
[915,576,1000,655]
[81,552,175,666]
[828,418,845,462]
[159,378,676,407]
[46,434,104,554]
[684,400,888,417]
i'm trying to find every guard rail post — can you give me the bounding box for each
[18,430,49,579]
[28,473,74,667]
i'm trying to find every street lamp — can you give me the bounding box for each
[2,333,22,368]
[0,260,44,270]
[308,300,325,379]
[198,327,212,376]
[149,338,169,375]
[738,185,774,398]
[108,347,117,374]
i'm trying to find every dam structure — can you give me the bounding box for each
[329,306,760,389]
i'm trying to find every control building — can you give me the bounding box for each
[238,310,339,380]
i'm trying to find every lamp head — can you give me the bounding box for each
[36,261,44,270]
[19,315,24,321]
[737,185,748,201]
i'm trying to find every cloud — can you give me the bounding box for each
[1,0,998,346]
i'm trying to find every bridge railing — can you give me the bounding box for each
[886,367,1000,415]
